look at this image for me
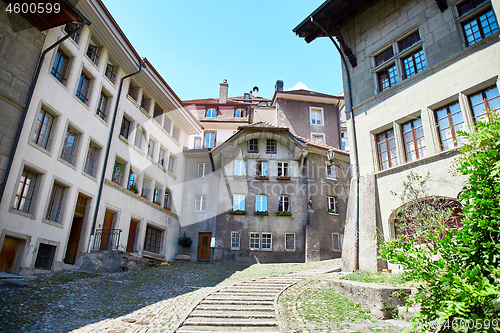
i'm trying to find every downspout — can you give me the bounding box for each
[0,15,90,203]
[310,17,360,270]
[88,59,145,242]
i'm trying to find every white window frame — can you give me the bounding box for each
[326,164,336,180]
[309,107,324,125]
[233,194,245,211]
[311,132,326,144]
[332,233,343,251]
[261,233,272,250]
[234,160,246,176]
[168,154,176,174]
[328,196,338,214]
[194,195,207,212]
[158,147,167,167]
[285,233,296,251]
[255,195,267,212]
[198,163,209,178]
[231,231,240,250]
[147,138,155,159]
[135,127,144,150]
[250,232,260,250]
[277,162,288,177]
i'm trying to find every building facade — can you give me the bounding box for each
[295,0,499,270]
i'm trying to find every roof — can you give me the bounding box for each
[272,89,344,107]
[183,98,251,106]
[276,89,341,99]
[237,121,289,131]
[295,135,348,155]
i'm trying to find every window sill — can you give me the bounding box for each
[82,170,98,183]
[234,175,247,179]
[42,218,64,229]
[133,145,145,156]
[85,55,100,72]
[230,248,240,251]
[73,93,91,110]
[168,171,177,179]
[326,177,337,181]
[193,210,207,213]
[140,106,151,118]
[119,135,132,146]
[28,141,54,157]
[95,112,109,127]
[8,207,36,220]
[285,249,296,252]
[146,155,156,164]
[328,212,340,216]
[57,157,77,171]
[142,250,165,260]
[127,94,140,108]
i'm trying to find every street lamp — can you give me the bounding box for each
[326,149,352,177]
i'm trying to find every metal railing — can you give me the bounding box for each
[92,228,122,251]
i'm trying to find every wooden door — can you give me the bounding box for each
[100,211,114,250]
[0,237,20,273]
[64,217,83,264]
[126,220,138,253]
[197,233,211,262]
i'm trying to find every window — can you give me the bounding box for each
[120,117,131,139]
[285,233,295,251]
[233,194,245,211]
[164,189,170,209]
[256,195,267,212]
[402,49,426,79]
[34,243,56,270]
[147,139,155,159]
[32,108,54,150]
[278,195,290,212]
[168,154,176,174]
[262,233,272,250]
[142,178,151,199]
[332,233,343,251]
[14,168,38,213]
[135,128,143,150]
[45,182,66,222]
[458,0,498,46]
[377,129,398,170]
[112,161,124,184]
[469,86,500,122]
[310,108,323,125]
[266,139,276,154]
[198,163,209,178]
[127,169,135,190]
[51,49,69,84]
[194,137,202,149]
[153,186,160,203]
[231,232,240,250]
[141,94,150,112]
[204,131,216,148]
[86,42,99,65]
[377,64,398,92]
[159,148,166,167]
[96,91,109,120]
[84,143,99,177]
[374,47,394,65]
[206,107,217,117]
[76,72,91,104]
[172,124,180,141]
[128,82,139,101]
[234,160,246,176]
[64,22,80,43]
[144,225,162,254]
[163,115,172,134]
[256,161,267,176]
[402,118,426,162]
[328,196,338,214]
[278,162,288,177]
[61,128,78,165]
[195,195,207,212]
[234,108,246,117]
[105,63,116,83]
[248,139,258,152]
[153,103,163,123]
[250,232,260,250]
[326,165,336,180]
[435,102,464,150]
[398,31,421,52]
[312,134,325,144]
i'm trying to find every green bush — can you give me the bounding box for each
[380,111,500,332]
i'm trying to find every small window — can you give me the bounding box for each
[377,129,398,170]
[164,189,171,209]
[402,118,426,162]
[45,182,66,222]
[105,62,116,83]
[234,108,246,117]
[255,195,267,212]
[468,86,500,122]
[144,225,162,254]
[51,49,69,84]
[250,232,260,250]
[153,103,163,123]
[163,115,172,134]
[244,93,250,99]
[231,231,240,250]
[76,72,92,104]
[168,154,176,174]
[64,22,80,43]
[285,233,295,251]
[374,47,394,66]
[328,196,338,214]
[398,31,421,52]
[234,160,246,176]
[112,160,125,185]
[60,128,78,165]
[159,148,166,167]
[120,117,131,139]
[84,143,100,177]
[147,138,155,159]
[262,233,272,250]
[266,139,276,154]
[96,91,109,120]
[32,108,55,150]
[204,131,216,148]
[278,195,290,212]
[326,165,336,180]
[377,65,398,92]
[194,137,202,149]
[153,185,160,203]
[206,107,217,117]
[402,49,426,79]
[141,94,151,112]
[256,161,267,176]
[278,162,288,177]
[332,233,343,251]
[195,195,207,212]
[34,243,56,270]
[172,124,180,141]
[435,102,464,150]
[86,42,99,65]
[312,134,325,144]
[128,82,139,101]
[135,128,143,150]
[14,167,39,213]
[198,163,209,178]
[460,4,498,46]
[233,194,246,211]
[142,178,151,199]
[127,169,135,190]
[248,139,258,152]
[310,108,323,125]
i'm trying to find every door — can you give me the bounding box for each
[64,217,83,264]
[100,211,114,250]
[197,233,211,262]
[0,237,20,273]
[126,220,138,253]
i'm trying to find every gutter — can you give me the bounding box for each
[310,16,361,271]
[88,58,145,239]
[0,8,90,203]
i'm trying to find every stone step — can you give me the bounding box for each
[176,326,279,332]
[189,310,275,319]
[217,290,281,295]
[183,318,278,326]
[205,295,275,301]
[196,304,275,312]
[200,299,274,306]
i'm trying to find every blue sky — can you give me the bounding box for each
[101,0,343,101]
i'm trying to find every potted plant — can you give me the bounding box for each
[128,183,138,194]
[112,164,124,185]
[164,206,171,211]
[174,232,193,262]
[256,175,269,180]
[254,211,268,216]
[275,211,292,216]
[277,176,291,180]
[230,209,248,215]
[154,200,161,206]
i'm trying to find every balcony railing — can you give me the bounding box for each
[93,228,122,251]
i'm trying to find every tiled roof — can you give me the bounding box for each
[238,121,289,130]
[277,89,342,99]
[183,98,249,105]
[294,134,349,155]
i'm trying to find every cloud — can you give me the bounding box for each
[286,82,312,91]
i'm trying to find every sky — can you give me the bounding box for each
[100,0,343,101]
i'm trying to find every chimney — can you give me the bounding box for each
[219,79,228,104]
[275,80,284,92]
[253,86,259,97]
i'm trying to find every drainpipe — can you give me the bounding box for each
[0,14,90,203]
[310,17,360,270]
[88,59,146,244]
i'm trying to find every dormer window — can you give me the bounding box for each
[234,108,246,117]
[206,107,217,118]
[244,93,250,99]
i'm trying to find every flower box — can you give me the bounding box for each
[141,195,148,199]
[275,211,292,216]
[230,209,248,215]
[112,180,120,185]
[164,207,171,211]
[154,201,161,206]
[277,176,290,180]
[129,189,137,194]
[254,211,268,216]
[255,175,269,180]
